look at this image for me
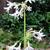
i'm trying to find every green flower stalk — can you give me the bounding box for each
[24,9,27,48]
[24,10,32,49]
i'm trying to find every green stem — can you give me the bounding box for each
[24,10,26,48]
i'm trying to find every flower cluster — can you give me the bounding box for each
[6,41,34,50]
[30,28,45,41]
[4,0,35,19]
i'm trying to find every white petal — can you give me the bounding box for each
[25,0,35,3]
[25,0,32,3]
[27,6,32,11]
[32,0,35,2]
[4,7,10,12]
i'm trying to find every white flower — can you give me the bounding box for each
[31,28,45,41]
[4,1,17,13]
[4,1,32,19]
[6,41,21,50]
[25,0,35,3]
[24,42,34,50]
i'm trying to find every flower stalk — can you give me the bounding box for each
[24,9,27,48]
